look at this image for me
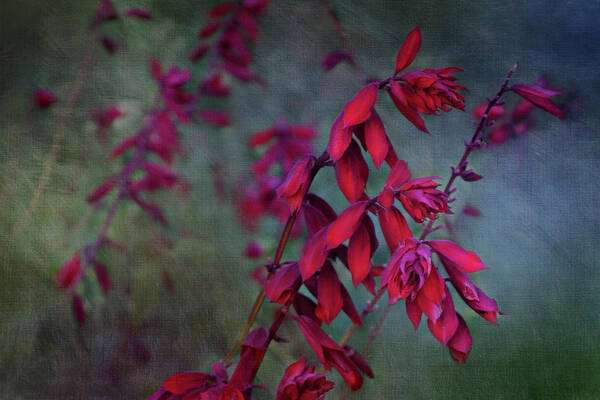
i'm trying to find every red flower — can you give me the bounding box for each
[510,83,564,119]
[72,294,86,326]
[397,177,449,223]
[199,74,231,97]
[56,253,81,289]
[276,356,335,400]
[265,262,301,304]
[387,27,466,133]
[380,239,438,306]
[277,155,315,213]
[438,254,501,323]
[33,88,57,109]
[448,314,472,363]
[293,316,372,391]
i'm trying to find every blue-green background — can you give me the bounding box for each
[1,0,599,398]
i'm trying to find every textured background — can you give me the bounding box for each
[1,0,599,398]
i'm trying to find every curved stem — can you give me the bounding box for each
[337,287,386,347]
[420,63,518,240]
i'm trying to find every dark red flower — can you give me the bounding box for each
[293,315,371,391]
[265,262,301,304]
[277,155,315,212]
[228,328,269,393]
[33,88,57,109]
[275,356,335,400]
[190,44,210,62]
[510,83,564,119]
[448,314,472,363]
[438,254,501,323]
[334,140,368,203]
[56,253,81,289]
[342,83,378,128]
[199,74,231,97]
[93,261,112,294]
[387,27,466,133]
[397,177,449,223]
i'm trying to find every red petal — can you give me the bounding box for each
[448,314,472,363]
[394,26,421,75]
[347,219,371,287]
[388,82,429,133]
[315,263,343,325]
[340,283,362,325]
[86,179,117,203]
[363,110,389,169]
[427,240,488,272]
[327,112,353,161]
[265,262,301,304]
[377,206,412,253]
[299,227,329,281]
[334,140,369,203]
[405,298,422,330]
[385,159,411,188]
[161,372,214,394]
[342,83,378,128]
[427,286,459,345]
[110,136,139,159]
[306,193,338,222]
[326,201,368,249]
[198,109,230,127]
[94,261,112,294]
[56,253,81,289]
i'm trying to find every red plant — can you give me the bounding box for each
[147,22,565,399]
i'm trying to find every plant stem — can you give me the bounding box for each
[337,287,386,347]
[222,151,330,364]
[420,63,518,240]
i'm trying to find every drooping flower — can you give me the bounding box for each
[293,315,372,391]
[275,356,335,400]
[277,155,315,213]
[56,253,81,289]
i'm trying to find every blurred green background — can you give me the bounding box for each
[1,0,599,398]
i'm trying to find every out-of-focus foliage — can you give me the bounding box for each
[1,0,599,398]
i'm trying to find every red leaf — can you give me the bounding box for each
[56,253,81,289]
[388,82,429,133]
[394,26,421,75]
[315,263,343,325]
[299,227,329,281]
[326,201,368,249]
[385,159,411,188]
[342,83,378,128]
[511,84,564,119]
[327,112,353,161]
[161,372,214,394]
[94,261,112,294]
[363,110,389,169]
[347,219,371,287]
[334,140,369,203]
[427,240,488,273]
[377,206,412,253]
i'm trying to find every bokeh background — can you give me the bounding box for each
[1,0,599,398]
